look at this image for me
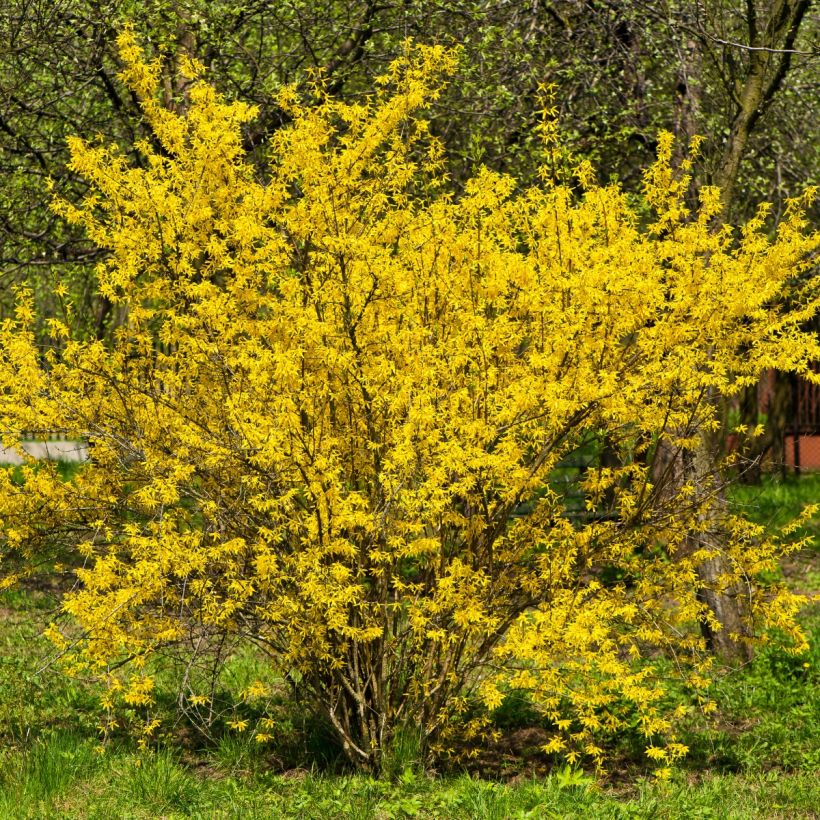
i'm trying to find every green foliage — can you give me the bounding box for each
[683,607,820,774]
[0,732,100,813]
[123,749,197,815]
[730,473,820,543]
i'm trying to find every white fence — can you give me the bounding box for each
[1,436,88,464]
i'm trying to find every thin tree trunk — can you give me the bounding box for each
[681,0,812,659]
[689,441,753,663]
[652,433,753,662]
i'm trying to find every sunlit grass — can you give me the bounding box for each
[728,471,820,541]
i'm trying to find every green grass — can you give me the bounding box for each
[0,473,817,817]
[728,471,820,600]
[0,748,817,818]
[680,606,820,774]
[0,597,817,819]
[729,471,820,542]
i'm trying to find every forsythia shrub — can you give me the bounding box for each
[1,32,819,773]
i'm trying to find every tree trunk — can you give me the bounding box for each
[695,555,754,663]
[652,434,754,663]
[689,438,753,663]
[683,0,812,660]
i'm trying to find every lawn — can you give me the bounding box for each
[0,471,817,818]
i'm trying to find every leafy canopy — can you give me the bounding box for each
[1,31,819,773]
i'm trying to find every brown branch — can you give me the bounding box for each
[706,34,814,55]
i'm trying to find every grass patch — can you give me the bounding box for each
[1,760,817,818]
[679,604,820,775]
[122,748,198,815]
[729,471,820,542]
[0,731,101,817]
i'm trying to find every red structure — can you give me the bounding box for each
[756,367,820,473]
[785,366,820,471]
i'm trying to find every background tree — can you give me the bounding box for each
[2,2,817,326]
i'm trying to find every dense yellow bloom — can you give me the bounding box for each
[1,32,818,772]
